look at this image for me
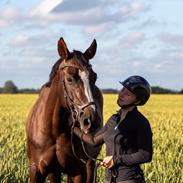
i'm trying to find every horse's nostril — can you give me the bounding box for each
[84,119,90,127]
[79,111,84,117]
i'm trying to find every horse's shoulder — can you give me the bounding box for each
[27,86,50,124]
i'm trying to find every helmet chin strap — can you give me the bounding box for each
[121,100,140,109]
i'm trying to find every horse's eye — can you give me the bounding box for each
[67,77,74,83]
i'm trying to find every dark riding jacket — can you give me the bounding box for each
[74,107,153,182]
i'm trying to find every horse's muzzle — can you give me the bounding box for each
[78,107,95,134]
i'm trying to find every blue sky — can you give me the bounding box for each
[0,0,183,90]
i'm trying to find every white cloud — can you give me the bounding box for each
[159,32,183,48]
[133,18,167,29]
[0,5,20,27]
[119,32,145,48]
[1,0,11,5]
[53,0,99,12]
[0,19,8,27]
[131,2,146,13]
[8,32,60,49]
[28,0,148,28]
[120,2,147,16]
[10,35,28,46]
[0,1,149,30]
[30,0,63,16]
[83,22,115,34]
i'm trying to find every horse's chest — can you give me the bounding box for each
[55,134,75,168]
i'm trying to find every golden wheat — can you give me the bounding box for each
[0,94,182,182]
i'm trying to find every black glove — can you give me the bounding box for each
[73,127,84,140]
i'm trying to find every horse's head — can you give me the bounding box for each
[57,37,98,133]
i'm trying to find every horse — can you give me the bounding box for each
[26,37,103,183]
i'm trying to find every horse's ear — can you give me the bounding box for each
[57,37,70,59]
[84,39,97,60]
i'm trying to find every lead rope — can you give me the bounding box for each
[71,124,103,183]
[94,161,102,183]
[81,140,103,183]
[71,123,86,164]
[62,74,102,182]
[62,77,86,164]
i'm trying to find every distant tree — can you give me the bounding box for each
[180,89,183,94]
[19,88,39,94]
[101,88,118,94]
[3,80,18,93]
[151,86,177,94]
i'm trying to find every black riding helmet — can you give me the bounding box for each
[120,75,151,105]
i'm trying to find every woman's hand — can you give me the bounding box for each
[100,156,114,168]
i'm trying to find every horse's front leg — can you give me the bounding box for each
[29,163,46,183]
[86,159,96,183]
[71,174,85,183]
[67,176,73,183]
[29,145,57,183]
[70,160,96,183]
[69,165,87,183]
[47,171,61,183]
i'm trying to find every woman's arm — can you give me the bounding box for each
[113,120,153,166]
[113,149,152,166]
[73,125,107,146]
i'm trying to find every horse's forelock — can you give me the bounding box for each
[73,50,90,67]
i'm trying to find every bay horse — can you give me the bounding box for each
[26,37,103,183]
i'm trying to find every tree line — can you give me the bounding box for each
[0,80,183,94]
[0,80,38,94]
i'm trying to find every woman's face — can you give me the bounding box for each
[117,87,137,107]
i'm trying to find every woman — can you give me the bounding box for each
[74,75,153,183]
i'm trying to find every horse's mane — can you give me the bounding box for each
[41,59,63,90]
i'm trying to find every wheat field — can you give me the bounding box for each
[0,94,182,183]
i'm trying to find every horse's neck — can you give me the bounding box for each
[43,74,65,112]
[43,79,71,134]
[39,86,50,105]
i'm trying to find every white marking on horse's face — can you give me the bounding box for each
[79,70,95,111]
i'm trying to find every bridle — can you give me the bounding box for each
[59,63,104,183]
[59,63,95,120]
